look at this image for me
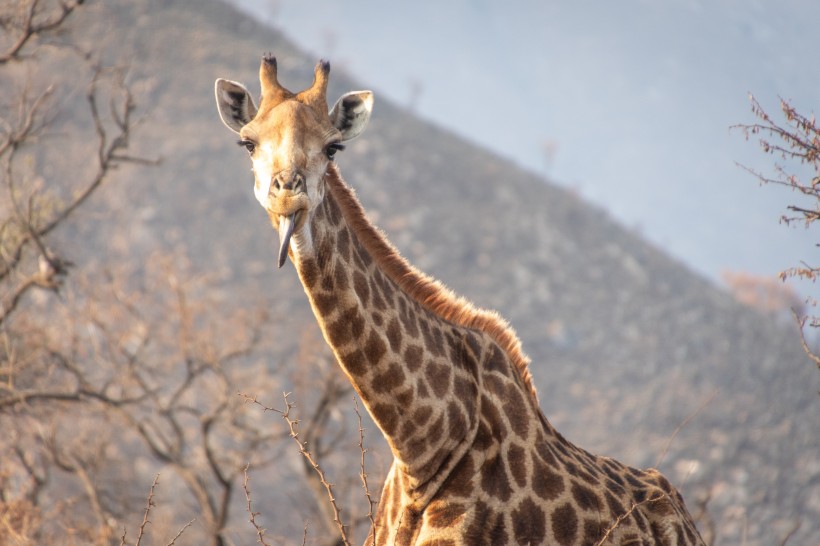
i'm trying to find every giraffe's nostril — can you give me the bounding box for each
[273,179,281,191]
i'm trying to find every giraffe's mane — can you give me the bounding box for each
[324,164,539,403]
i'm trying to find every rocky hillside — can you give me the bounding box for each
[41,0,820,543]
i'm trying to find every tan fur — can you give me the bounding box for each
[215,56,705,546]
[323,164,539,403]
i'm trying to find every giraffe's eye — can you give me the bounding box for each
[325,142,345,160]
[237,139,256,154]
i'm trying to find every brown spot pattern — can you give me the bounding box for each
[340,347,367,376]
[465,500,507,543]
[571,481,602,512]
[336,227,350,259]
[512,496,547,545]
[480,452,512,502]
[532,451,565,501]
[353,270,370,305]
[289,180,704,546]
[404,344,424,372]
[551,502,578,545]
[426,500,467,528]
[398,297,419,338]
[372,362,406,394]
[426,360,452,398]
[507,443,528,488]
[364,330,387,363]
[501,384,529,439]
[386,317,403,352]
[446,401,467,439]
[442,454,475,499]
[373,402,398,436]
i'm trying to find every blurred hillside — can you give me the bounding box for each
[28,0,820,543]
[229,0,820,299]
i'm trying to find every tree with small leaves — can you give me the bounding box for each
[734,94,820,368]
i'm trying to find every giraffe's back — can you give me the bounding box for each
[371,430,703,545]
[367,336,704,545]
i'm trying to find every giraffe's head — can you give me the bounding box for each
[215,55,373,267]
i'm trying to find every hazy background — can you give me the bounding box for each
[4,1,817,544]
[227,0,819,295]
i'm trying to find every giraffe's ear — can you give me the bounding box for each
[330,91,373,141]
[215,78,258,133]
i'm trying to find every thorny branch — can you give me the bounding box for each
[134,474,160,546]
[353,396,377,545]
[240,391,353,546]
[594,492,666,546]
[118,475,195,546]
[166,519,196,546]
[243,464,271,546]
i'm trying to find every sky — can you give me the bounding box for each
[226,0,819,297]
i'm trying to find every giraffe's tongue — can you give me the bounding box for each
[277,212,297,268]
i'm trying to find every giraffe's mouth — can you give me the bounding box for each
[277,211,299,268]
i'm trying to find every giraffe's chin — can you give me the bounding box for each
[277,212,298,268]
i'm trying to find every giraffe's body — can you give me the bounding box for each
[215,56,705,545]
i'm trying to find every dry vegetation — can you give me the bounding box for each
[0,2,375,544]
[734,95,820,367]
[1,1,817,545]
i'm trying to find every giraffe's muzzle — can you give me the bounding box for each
[269,174,309,268]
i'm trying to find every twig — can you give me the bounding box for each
[241,391,352,546]
[655,390,717,468]
[0,0,84,65]
[792,309,820,368]
[595,492,665,546]
[692,489,715,546]
[135,474,160,546]
[243,464,270,546]
[353,396,377,545]
[165,519,195,546]
[777,518,802,546]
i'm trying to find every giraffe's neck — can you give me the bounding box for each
[289,166,499,498]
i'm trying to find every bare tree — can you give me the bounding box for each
[0,0,84,65]
[1,3,382,545]
[735,94,820,367]
[0,2,279,544]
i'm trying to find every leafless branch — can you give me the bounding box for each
[353,396,377,545]
[0,0,85,65]
[792,309,820,368]
[654,390,717,468]
[39,66,157,236]
[243,464,270,546]
[134,474,160,546]
[777,519,803,546]
[735,93,820,372]
[691,490,716,546]
[595,492,666,546]
[165,519,196,546]
[241,391,352,546]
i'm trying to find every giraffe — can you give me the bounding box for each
[215,55,705,546]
